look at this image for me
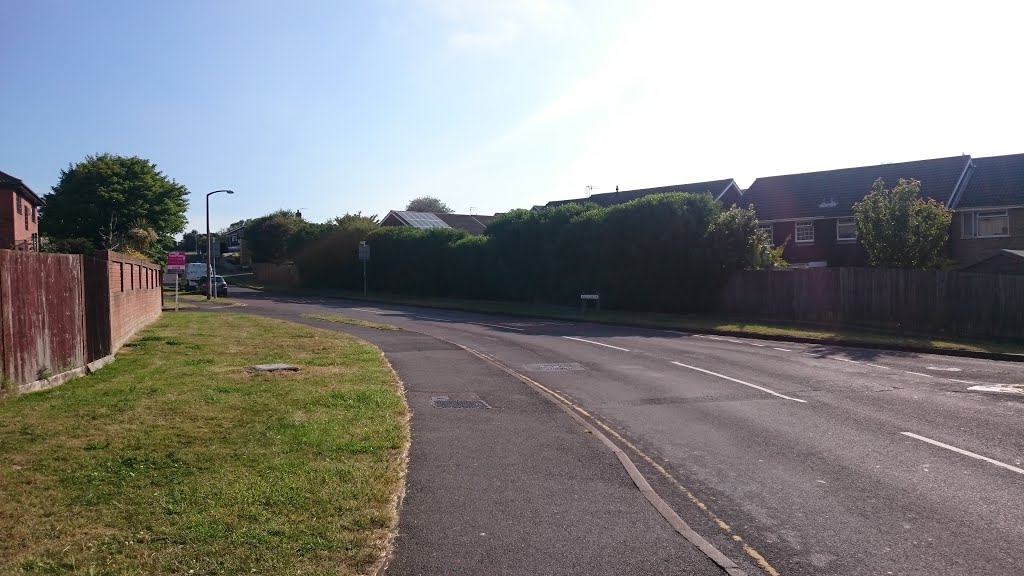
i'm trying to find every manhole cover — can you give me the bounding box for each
[431,396,490,409]
[525,363,586,372]
[249,363,300,372]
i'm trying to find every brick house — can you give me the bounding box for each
[545,179,744,209]
[948,153,1024,268]
[0,170,44,251]
[742,154,1023,269]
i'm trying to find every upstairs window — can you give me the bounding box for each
[757,223,774,246]
[836,217,857,241]
[962,210,1009,238]
[795,221,815,243]
[16,196,22,215]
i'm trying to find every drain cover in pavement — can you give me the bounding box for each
[431,396,491,409]
[525,363,586,372]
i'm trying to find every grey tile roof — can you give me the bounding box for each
[0,170,45,206]
[956,153,1024,209]
[545,179,737,208]
[435,213,495,235]
[744,156,971,222]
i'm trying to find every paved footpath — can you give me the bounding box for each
[248,311,728,576]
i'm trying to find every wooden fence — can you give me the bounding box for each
[720,268,1024,339]
[0,251,87,386]
[0,250,164,391]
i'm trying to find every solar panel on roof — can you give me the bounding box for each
[397,211,450,229]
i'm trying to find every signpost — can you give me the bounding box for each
[167,251,186,311]
[358,242,370,296]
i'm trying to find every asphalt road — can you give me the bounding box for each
[230,288,1024,576]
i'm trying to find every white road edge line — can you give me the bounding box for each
[905,371,934,378]
[948,378,979,385]
[749,343,766,347]
[836,358,860,364]
[671,361,807,403]
[900,432,1024,476]
[419,316,450,322]
[865,363,892,370]
[773,347,792,352]
[562,336,630,352]
[350,308,379,313]
[469,321,524,331]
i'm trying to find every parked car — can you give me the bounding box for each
[197,275,228,297]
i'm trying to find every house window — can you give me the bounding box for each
[24,212,28,231]
[31,207,36,223]
[16,196,22,215]
[757,223,774,246]
[795,221,815,243]
[836,217,857,242]
[962,210,1009,238]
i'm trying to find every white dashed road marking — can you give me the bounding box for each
[562,336,630,352]
[773,347,792,352]
[671,361,808,403]
[901,432,1024,476]
[926,366,962,372]
[905,371,935,378]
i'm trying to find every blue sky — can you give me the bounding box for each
[3,0,1022,234]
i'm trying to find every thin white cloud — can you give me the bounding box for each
[423,0,570,48]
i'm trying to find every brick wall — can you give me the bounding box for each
[770,219,868,266]
[950,208,1024,268]
[101,252,163,351]
[0,188,39,250]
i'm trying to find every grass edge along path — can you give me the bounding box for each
[236,284,1023,357]
[302,313,401,331]
[0,311,409,576]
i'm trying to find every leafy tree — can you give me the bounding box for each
[406,196,453,213]
[244,210,304,263]
[40,154,189,256]
[853,178,952,269]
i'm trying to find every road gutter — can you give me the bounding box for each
[454,342,758,576]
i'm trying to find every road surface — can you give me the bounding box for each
[230,287,1024,575]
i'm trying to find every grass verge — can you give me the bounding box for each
[0,312,408,575]
[251,287,1024,356]
[302,313,400,331]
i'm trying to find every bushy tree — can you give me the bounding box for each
[244,210,305,263]
[406,196,453,213]
[41,154,189,257]
[853,178,952,269]
[293,214,380,287]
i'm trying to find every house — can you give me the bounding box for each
[742,155,977,268]
[545,179,744,209]
[947,153,1024,268]
[380,211,497,235]
[224,224,251,267]
[0,170,45,251]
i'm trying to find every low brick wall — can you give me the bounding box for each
[105,252,163,351]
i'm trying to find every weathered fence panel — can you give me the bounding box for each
[0,250,87,385]
[721,268,1024,339]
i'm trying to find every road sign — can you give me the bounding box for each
[358,242,370,261]
[166,251,186,273]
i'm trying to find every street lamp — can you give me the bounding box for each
[206,189,235,300]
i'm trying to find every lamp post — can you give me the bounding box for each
[206,189,235,300]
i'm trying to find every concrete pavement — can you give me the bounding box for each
[230,288,1024,575]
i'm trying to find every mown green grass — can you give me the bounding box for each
[302,314,400,331]
[0,312,408,575]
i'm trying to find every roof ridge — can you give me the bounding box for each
[752,155,970,182]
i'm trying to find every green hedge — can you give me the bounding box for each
[289,193,773,313]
